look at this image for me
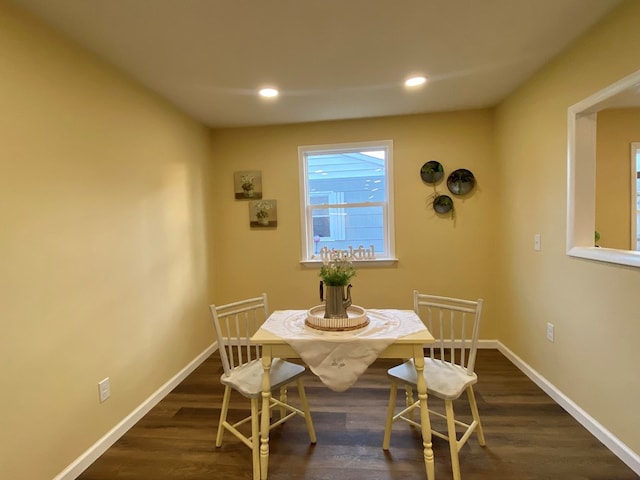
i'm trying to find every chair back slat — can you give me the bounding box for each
[413,290,483,375]
[209,293,269,376]
[460,311,467,367]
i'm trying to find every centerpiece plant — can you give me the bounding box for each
[319,253,357,286]
[318,252,356,319]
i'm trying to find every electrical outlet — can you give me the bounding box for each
[546,322,554,342]
[98,377,111,403]
[534,234,541,251]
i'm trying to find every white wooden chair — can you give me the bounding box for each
[383,291,486,480]
[209,294,316,480]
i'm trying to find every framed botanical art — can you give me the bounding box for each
[234,170,262,199]
[249,199,277,228]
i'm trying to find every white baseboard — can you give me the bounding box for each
[55,340,640,479]
[497,341,640,477]
[53,342,217,480]
[477,339,500,349]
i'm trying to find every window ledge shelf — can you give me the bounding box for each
[300,258,398,268]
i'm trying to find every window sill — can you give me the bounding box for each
[300,258,398,268]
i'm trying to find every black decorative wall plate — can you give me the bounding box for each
[420,161,444,184]
[447,169,475,195]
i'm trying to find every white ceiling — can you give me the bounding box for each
[12,0,623,128]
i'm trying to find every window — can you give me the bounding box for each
[298,140,395,264]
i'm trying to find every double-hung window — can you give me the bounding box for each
[298,140,395,264]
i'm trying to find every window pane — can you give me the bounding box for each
[311,205,384,257]
[307,152,385,253]
[307,151,386,204]
[312,215,330,238]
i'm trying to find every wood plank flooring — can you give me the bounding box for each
[77,349,638,480]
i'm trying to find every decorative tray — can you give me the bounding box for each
[305,305,369,331]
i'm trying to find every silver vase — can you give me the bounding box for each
[320,282,352,318]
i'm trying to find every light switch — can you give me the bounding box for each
[98,377,111,403]
[534,234,541,251]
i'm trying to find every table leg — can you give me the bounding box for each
[414,345,435,480]
[260,347,273,479]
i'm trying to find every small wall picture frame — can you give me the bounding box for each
[250,199,277,228]
[234,170,262,199]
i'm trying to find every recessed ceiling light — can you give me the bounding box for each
[405,76,427,88]
[259,87,279,98]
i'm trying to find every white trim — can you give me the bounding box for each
[497,341,640,476]
[53,342,218,480]
[476,339,500,348]
[298,144,312,257]
[631,142,639,251]
[300,258,398,268]
[384,140,395,259]
[567,68,640,267]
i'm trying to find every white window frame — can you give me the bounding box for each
[298,140,396,266]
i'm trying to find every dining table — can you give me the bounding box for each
[250,308,436,480]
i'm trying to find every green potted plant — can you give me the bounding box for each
[319,253,356,318]
[319,254,357,286]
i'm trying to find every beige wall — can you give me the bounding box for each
[495,0,640,456]
[4,0,640,478]
[0,4,215,479]
[210,111,498,330]
[596,108,640,249]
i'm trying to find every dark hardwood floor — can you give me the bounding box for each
[77,349,638,480]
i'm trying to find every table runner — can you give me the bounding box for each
[262,309,426,392]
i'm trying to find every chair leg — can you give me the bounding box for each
[216,386,232,447]
[251,398,260,480]
[296,378,317,444]
[279,386,287,419]
[383,380,399,450]
[445,399,462,480]
[467,386,486,446]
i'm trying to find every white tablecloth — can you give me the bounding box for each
[262,309,426,392]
